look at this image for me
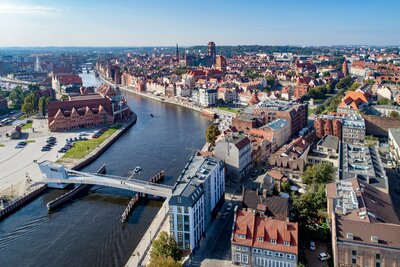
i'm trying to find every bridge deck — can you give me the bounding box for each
[39,169,173,198]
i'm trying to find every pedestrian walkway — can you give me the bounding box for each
[125,199,170,267]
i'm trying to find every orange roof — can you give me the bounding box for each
[232,209,298,255]
[338,91,368,110]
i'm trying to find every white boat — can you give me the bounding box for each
[133,166,141,173]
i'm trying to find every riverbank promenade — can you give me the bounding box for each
[125,199,170,267]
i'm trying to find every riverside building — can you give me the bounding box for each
[169,155,225,250]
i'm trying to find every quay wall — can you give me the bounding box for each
[71,114,137,171]
[46,165,107,210]
[0,185,47,220]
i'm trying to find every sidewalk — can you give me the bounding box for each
[125,198,170,267]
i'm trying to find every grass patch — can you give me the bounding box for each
[61,125,121,159]
[308,107,315,115]
[216,106,240,114]
[21,123,32,130]
[26,140,35,143]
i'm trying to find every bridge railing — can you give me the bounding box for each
[66,169,173,189]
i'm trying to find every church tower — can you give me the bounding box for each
[175,44,180,63]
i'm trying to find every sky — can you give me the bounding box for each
[0,0,399,47]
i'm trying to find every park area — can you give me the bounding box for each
[216,106,240,114]
[60,124,122,159]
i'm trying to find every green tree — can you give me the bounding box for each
[21,92,38,114]
[150,231,182,262]
[349,82,361,91]
[281,180,291,193]
[28,84,40,91]
[21,101,34,114]
[292,184,327,226]
[148,256,182,267]
[8,86,25,108]
[390,111,400,119]
[38,96,47,116]
[336,76,353,90]
[301,163,335,186]
[377,97,391,105]
[205,124,221,146]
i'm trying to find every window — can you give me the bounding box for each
[235,253,241,263]
[352,258,357,264]
[271,239,277,244]
[242,254,248,264]
[242,247,248,252]
[235,245,241,251]
[253,248,262,254]
[352,250,357,256]
[258,237,264,242]
[236,234,246,239]
[284,241,290,246]
[375,254,380,260]
[376,263,380,267]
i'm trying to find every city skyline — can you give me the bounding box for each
[0,0,399,47]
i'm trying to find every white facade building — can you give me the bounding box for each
[191,88,217,107]
[169,156,225,250]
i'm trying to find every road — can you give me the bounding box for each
[188,200,236,267]
[0,118,99,196]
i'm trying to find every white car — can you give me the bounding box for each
[318,252,331,261]
[309,241,316,251]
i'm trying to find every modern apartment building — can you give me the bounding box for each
[191,88,217,107]
[231,209,298,267]
[169,156,225,250]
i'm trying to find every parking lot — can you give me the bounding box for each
[0,117,100,196]
[303,240,330,267]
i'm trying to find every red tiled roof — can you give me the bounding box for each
[232,209,298,255]
[56,74,82,85]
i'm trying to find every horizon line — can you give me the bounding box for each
[0,44,399,49]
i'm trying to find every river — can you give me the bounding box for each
[0,72,209,267]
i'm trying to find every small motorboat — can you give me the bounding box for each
[133,166,141,173]
[150,114,154,117]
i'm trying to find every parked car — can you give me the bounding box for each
[318,252,331,261]
[309,241,316,251]
[41,147,51,151]
[226,203,233,211]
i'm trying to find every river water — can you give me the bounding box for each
[0,73,209,267]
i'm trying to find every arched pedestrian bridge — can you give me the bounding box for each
[36,161,173,198]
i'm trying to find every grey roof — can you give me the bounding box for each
[318,135,339,151]
[339,143,388,191]
[266,119,289,130]
[224,134,250,150]
[169,156,222,207]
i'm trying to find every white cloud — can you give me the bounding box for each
[0,3,59,15]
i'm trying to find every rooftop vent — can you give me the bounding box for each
[346,232,354,240]
[371,236,379,243]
